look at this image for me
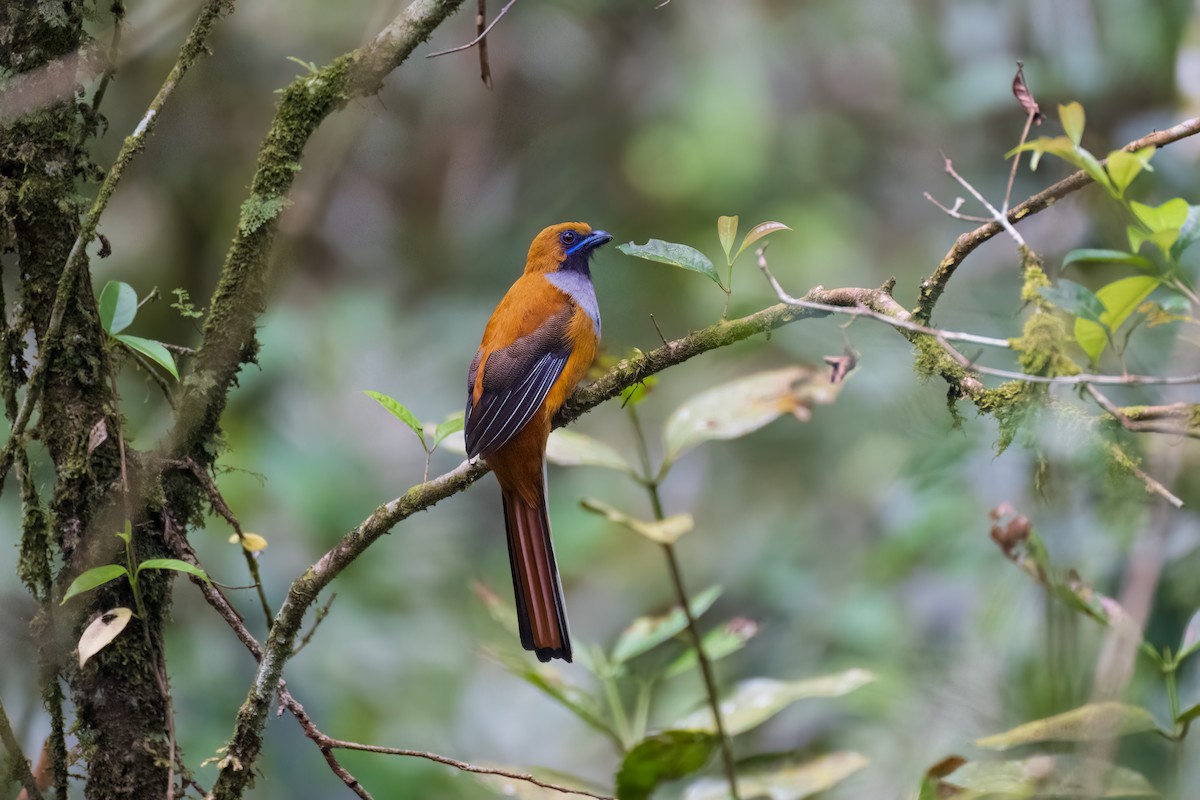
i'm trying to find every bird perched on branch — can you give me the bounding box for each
[465,222,613,662]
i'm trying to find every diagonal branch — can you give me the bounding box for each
[915,115,1200,321]
[209,290,866,799]
[167,0,466,471]
[0,698,43,800]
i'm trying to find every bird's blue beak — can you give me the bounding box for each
[567,230,613,255]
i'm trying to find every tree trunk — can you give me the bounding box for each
[2,2,177,797]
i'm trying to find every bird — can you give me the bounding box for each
[465,222,613,662]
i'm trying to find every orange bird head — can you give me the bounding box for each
[523,222,613,275]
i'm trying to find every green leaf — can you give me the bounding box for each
[1059,102,1085,147]
[938,755,1156,797]
[610,585,723,664]
[78,608,133,668]
[617,239,721,286]
[136,558,210,583]
[1131,198,1189,254]
[1074,275,1160,363]
[717,215,738,263]
[674,670,876,736]
[1039,280,1105,332]
[363,390,426,449]
[1171,203,1200,260]
[684,750,867,800]
[546,430,635,475]
[113,334,179,379]
[431,411,464,449]
[487,648,619,744]
[1074,148,1114,194]
[1179,702,1200,727]
[99,280,138,334]
[734,221,791,260]
[663,366,842,465]
[1007,135,1077,171]
[61,564,130,604]
[616,730,716,800]
[1131,197,1189,233]
[1105,150,1144,196]
[1061,248,1155,272]
[663,618,760,679]
[975,702,1161,749]
[580,497,694,545]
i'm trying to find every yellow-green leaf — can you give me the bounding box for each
[1105,150,1143,195]
[939,755,1155,798]
[975,702,1161,749]
[663,366,843,464]
[580,497,693,544]
[717,215,738,263]
[78,608,132,668]
[545,430,634,475]
[363,390,427,449]
[684,751,867,800]
[674,670,876,735]
[734,221,791,260]
[1059,102,1085,146]
[137,558,211,582]
[610,585,723,663]
[1073,275,1159,363]
[431,411,464,449]
[1131,197,1189,232]
[228,532,269,552]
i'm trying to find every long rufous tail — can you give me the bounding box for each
[501,486,571,662]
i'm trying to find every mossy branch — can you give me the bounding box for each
[208,285,883,798]
[915,115,1200,322]
[168,0,466,475]
[0,0,235,497]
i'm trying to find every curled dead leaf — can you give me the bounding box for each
[78,607,132,668]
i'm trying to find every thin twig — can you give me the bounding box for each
[426,0,517,58]
[916,115,1200,320]
[1003,109,1038,214]
[281,690,373,799]
[759,250,1200,388]
[649,314,669,347]
[0,699,43,800]
[476,0,492,88]
[292,593,337,656]
[1083,388,1185,507]
[82,1,126,143]
[179,457,274,630]
[1086,387,1199,439]
[923,193,990,223]
[628,406,739,800]
[757,253,1010,348]
[939,152,1027,247]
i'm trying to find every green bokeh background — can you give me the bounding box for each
[4,0,1200,797]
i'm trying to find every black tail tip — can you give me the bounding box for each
[534,646,572,663]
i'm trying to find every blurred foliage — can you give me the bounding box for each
[4,0,1200,798]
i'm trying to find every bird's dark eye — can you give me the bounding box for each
[560,230,577,246]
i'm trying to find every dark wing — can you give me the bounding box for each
[466,318,571,459]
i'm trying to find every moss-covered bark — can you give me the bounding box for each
[2,3,178,798]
